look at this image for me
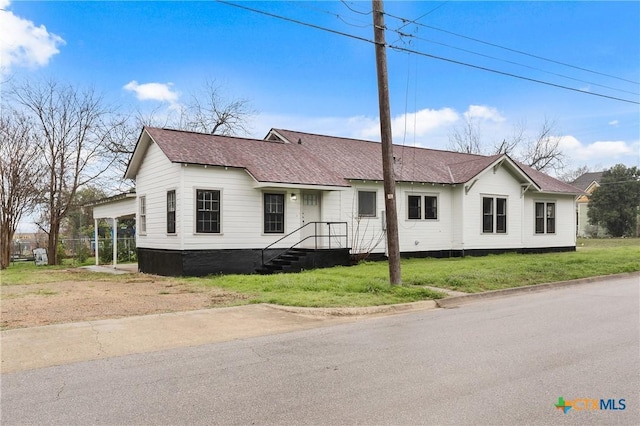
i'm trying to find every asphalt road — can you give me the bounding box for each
[2,275,638,425]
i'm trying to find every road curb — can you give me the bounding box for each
[265,300,439,317]
[435,271,640,308]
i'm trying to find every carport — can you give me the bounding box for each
[88,191,136,270]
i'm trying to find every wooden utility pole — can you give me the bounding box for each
[372,0,401,285]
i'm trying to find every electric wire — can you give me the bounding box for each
[294,1,371,29]
[383,11,640,86]
[215,1,640,105]
[388,29,639,97]
[339,1,371,16]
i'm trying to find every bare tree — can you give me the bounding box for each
[0,111,42,269]
[106,80,255,181]
[520,118,565,173]
[448,116,482,154]
[449,116,565,173]
[182,79,254,136]
[558,164,591,183]
[492,121,524,155]
[8,78,118,265]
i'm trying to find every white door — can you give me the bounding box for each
[301,191,321,248]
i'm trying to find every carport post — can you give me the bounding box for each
[94,218,99,265]
[112,217,118,269]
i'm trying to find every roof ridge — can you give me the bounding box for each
[146,126,268,144]
[274,128,494,157]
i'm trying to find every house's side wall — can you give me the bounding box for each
[522,193,576,248]
[135,141,182,250]
[451,186,465,250]
[396,183,455,253]
[179,166,301,250]
[577,201,609,238]
[459,165,524,250]
[577,201,589,237]
[338,181,458,256]
[341,182,387,256]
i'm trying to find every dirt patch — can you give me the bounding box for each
[1,275,250,330]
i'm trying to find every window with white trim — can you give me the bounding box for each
[196,189,220,233]
[264,193,284,233]
[482,196,507,234]
[358,191,376,217]
[139,196,146,234]
[167,190,176,234]
[535,201,556,234]
[407,194,438,220]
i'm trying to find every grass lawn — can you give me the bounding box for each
[2,238,638,307]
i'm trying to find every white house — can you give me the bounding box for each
[571,171,606,237]
[122,126,581,276]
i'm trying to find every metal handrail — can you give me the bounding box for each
[261,221,348,266]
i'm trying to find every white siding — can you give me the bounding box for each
[340,183,387,255]
[522,194,576,248]
[451,186,465,249]
[397,183,454,252]
[180,166,305,250]
[136,142,182,249]
[458,165,524,249]
[135,144,576,252]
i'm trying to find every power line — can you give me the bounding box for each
[215,0,374,44]
[388,29,639,97]
[295,1,371,29]
[215,1,640,105]
[339,0,371,16]
[396,1,449,31]
[388,43,639,105]
[383,11,640,86]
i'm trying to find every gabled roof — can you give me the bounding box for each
[125,126,581,194]
[571,171,604,191]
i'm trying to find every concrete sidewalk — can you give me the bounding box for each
[0,301,437,374]
[2,272,636,374]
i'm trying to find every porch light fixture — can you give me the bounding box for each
[290,193,297,201]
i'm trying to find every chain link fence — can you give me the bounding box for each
[11,237,136,264]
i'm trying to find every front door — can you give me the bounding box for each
[301,191,321,248]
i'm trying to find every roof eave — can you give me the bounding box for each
[124,127,151,180]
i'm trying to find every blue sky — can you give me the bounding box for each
[2,0,639,176]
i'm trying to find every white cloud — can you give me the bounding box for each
[359,107,459,140]
[463,105,505,122]
[608,120,619,126]
[558,136,634,160]
[123,80,180,103]
[356,108,460,144]
[253,107,459,147]
[0,0,65,76]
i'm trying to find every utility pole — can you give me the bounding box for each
[372,0,401,285]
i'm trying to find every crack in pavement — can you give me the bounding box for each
[55,381,66,400]
[87,321,105,355]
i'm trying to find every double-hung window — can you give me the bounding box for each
[358,191,377,217]
[167,190,176,234]
[196,189,220,233]
[482,196,507,234]
[407,195,438,220]
[264,193,284,233]
[535,202,556,234]
[139,196,146,234]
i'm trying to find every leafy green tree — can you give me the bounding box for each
[587,164,640,237]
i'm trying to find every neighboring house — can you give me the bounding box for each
[122,126,581,276]
[571,171,607,237]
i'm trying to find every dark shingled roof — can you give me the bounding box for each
[136,126,580,194]
[571,171,604,191]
